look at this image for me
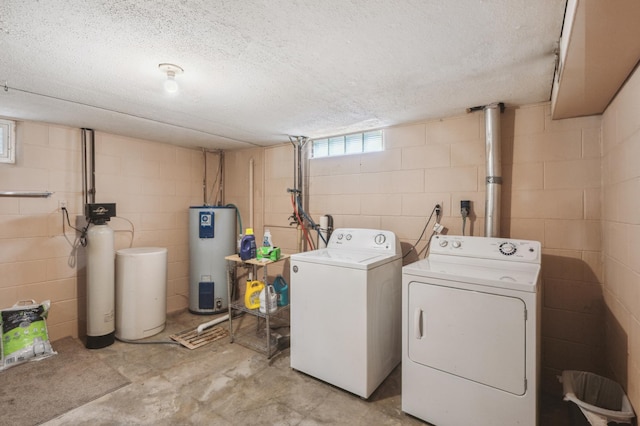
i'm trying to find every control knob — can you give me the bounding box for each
[499,242,517,256]
[374,234,386,245]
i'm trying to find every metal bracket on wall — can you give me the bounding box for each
[0,191,53,197]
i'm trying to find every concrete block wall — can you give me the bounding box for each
[602,63,640,409]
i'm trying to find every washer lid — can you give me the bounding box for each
[403,257,540,292]
[291,248,400,270]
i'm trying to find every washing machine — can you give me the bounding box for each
[402,235,541,426]
[290,228,402,399]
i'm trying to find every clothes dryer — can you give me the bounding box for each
[402,235,541,426]
[290,228,402,398]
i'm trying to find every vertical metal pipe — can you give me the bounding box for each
[82,129,88,206]
[203,148,207,205]
[249,158,254,230]
[297,141,303,196]
[82,128,96,205]
[289,138,302,252]
[218,151,225,205]
[288,136,310,250]
[300,138,310,250]
[484,103,502,238]
[292,141,297,193]
[89,129,96,204]
[295,141,303,251]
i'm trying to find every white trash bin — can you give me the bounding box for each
[562,370,635,426]
[115,247,167,340]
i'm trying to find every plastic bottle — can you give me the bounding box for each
[239,228,256,260]
[259,284,277,314]
[244,280,264,309]
[263,229,273,247]
[272,275,289,307]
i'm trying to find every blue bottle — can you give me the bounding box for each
[272,275,289,307]
[239,228,256,260]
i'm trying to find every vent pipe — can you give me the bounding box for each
[483,103,504,237]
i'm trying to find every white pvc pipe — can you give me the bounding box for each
[196,314,229,335]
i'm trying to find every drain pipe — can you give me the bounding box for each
[196,314,229,335]
[483,103,504,238]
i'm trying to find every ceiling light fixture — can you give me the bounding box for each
[158,63,184,93]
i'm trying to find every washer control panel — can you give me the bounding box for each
[430,235,540,262]
[329,228,398,253]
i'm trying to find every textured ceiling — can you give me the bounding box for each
[0,1,566,150]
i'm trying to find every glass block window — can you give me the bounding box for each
[312,130,383,158]
[0,119,16,164]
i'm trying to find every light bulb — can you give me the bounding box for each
[158,63,183,93]
[164,73,178,93]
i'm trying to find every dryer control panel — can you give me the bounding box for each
[431,235,540,263]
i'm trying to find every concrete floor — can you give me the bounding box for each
[43,310,571,425]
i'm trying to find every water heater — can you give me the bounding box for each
[189,206,236,314]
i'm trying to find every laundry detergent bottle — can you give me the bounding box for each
[244,280,264,309]
[272,274,289,307]
[259,284,277,314]
[239,228,256,260]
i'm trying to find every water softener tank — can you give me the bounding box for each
[189,206,236,314]
[86,223,115,348]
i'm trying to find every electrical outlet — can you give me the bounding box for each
[460,200,471,218]
[58,200,67,211]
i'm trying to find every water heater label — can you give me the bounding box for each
[199,211,214,238]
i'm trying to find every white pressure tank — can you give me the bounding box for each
[189,206,236,314]
[115,247,167,340]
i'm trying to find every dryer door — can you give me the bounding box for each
[408,281,527,395]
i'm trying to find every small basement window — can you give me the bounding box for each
[0,118,16,164]
[312,130,383,158]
